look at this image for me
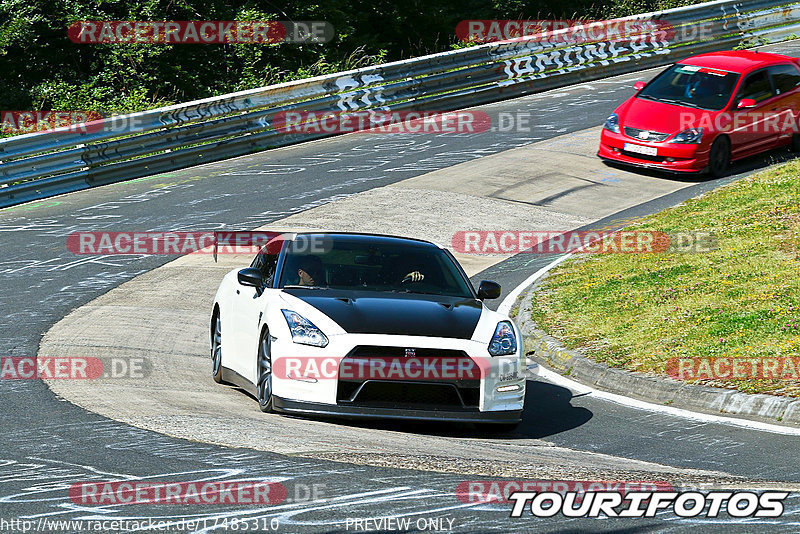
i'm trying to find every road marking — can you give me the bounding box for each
[502,253,800,437]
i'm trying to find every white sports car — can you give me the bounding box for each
[211,232,525,428]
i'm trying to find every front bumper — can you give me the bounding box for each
[270,334,526,415]
[273,396,523,423]
[598,129,708,173]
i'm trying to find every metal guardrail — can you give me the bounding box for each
[2,0,800,208]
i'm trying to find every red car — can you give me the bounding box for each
[598,50,800,176]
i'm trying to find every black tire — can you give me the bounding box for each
[211,313,223,384]
[792,133,800,152]
[708,136,730,178]
[256,328,274,413]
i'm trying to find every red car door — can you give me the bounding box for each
[728,69,776,158]
[767,63,800,147]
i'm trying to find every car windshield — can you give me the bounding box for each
[637,63,740,110]
[279,235,475,298]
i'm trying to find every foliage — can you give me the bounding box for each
[0,0,703,114]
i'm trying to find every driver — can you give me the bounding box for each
[296,256,324,286]
[685,75,715,99]
[395,255,425,283]
[402,270,424,283]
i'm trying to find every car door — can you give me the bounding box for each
[229,246,280,383]
[767,62,800,146]
[729,68,776,158]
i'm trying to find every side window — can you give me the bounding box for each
[737,70,774,103]
[250,246,279,287]
[769,63,800,95]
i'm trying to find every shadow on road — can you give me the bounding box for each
[309,379,592,440]
[514,379,593,439]
[603,146,798,183]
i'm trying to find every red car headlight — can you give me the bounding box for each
[670,127,704,144]
[603,113,620,134]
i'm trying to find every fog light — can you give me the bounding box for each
[665,157,675,162]
[496,384,521,392]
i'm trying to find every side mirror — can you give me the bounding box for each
[737,98,757,109]
[237,267,263,287]
[477,280,502,300]
[633,81,646,91]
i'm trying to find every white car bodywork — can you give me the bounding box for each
[211,233,525,423]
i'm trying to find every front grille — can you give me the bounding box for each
[339,381,479,409]
[347,346,470,359]
[624,127,669,142]
[620,150,665,162]
[337,346,481,409]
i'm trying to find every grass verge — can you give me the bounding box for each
[530,159,800,396]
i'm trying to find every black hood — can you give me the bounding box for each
[282,288,483,339]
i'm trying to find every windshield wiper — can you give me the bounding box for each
[658,98,704,109]
[283,285,329,290]
[637,94,706,109]
[390,288,461,296]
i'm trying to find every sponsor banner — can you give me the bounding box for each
[508,490,788,518]
[1,111,104,134]
[455,19,675,44]
[666,357,800,381]
[272,110,492,135]
[68,21,333,44]
[66,231,331,256]
[69,480,287,505]
[456,480,675,504]
[0,357,150,380]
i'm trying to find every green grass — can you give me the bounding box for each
[530,160,800,396]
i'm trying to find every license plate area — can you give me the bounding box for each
[624,142,657,156]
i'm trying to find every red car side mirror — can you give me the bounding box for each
[633,81,646,91]
[737,98,757,109]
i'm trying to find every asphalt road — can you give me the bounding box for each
[3,42,800,532]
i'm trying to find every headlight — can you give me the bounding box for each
[488,321,517,356]
[670,127,703,144]
[281,310,329,347]
[603,113,620,134]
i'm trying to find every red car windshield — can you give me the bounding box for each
[637,64,740,110]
